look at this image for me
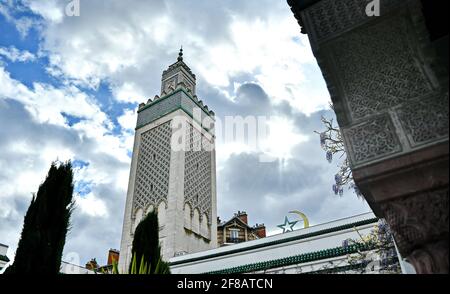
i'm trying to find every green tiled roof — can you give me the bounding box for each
[170,217,378,266]
[135,88,214,134]
[137,87,213,119]
[0,255,10,262]
[203,242,384,274]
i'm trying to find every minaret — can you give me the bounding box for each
[118,48,217,271]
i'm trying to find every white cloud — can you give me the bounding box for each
[0,64,132,263]
[195,17,330,114]
[25,0,64,24]
[0,65,133,166]
[117,108,137,131]
[9,0,329,114]
[113,82,147,103]
[0,46,36,62]
[262,116,309,161]
[0,66,103,126]
[75,194,108,218]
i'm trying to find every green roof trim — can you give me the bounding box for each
[0,255,10,262]
[170,217,378,266]
[137,87,213,119]
[203,243,391,274]
[135,88,215,135]
[135,105,214,135]
[137,88,183,113]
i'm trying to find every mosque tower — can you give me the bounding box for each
[118,48,217,271]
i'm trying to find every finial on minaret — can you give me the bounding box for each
[177,46,183,62]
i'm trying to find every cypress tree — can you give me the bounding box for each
[129,210,170,274]
[5,161,74,274]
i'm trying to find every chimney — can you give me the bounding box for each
[236,211,248,225]
[107,249,120,266]
[254,223,266,238]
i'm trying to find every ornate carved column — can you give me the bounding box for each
[287,0,449,273]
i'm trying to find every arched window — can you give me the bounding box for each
[192,208,200,234]
[184,203,192,230]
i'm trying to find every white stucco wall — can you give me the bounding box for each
[169,212,382,274]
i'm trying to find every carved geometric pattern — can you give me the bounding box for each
[162,76,177,94]
[133,121,172,210]
[184,123,212,223]
[380,189,449,256]
[330,17,432,121]
[344,115,401,164]
[397,92,449,147]
[306,0,402,43]
[307,0,369,43]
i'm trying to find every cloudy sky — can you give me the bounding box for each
[0,0,370,266]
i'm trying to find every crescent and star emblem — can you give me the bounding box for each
[277,210,310,233]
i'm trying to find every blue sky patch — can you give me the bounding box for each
[74,180,92,197]
[73,159,90,169]
[61,112,85,127]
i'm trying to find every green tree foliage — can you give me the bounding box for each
[4,161,74,274]
[126,210,170,274]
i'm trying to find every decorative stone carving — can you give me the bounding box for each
[288,0,449,274]
[304,0,402,44]
[329,16,433,122]
[344,114,402,165]
[133,122,172,210]
[306,0,369,43]
[379,189,449,256]
[397,92,449,147]
[163,77,177,94]
[407,240,449,274]
[184,123,212,224]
